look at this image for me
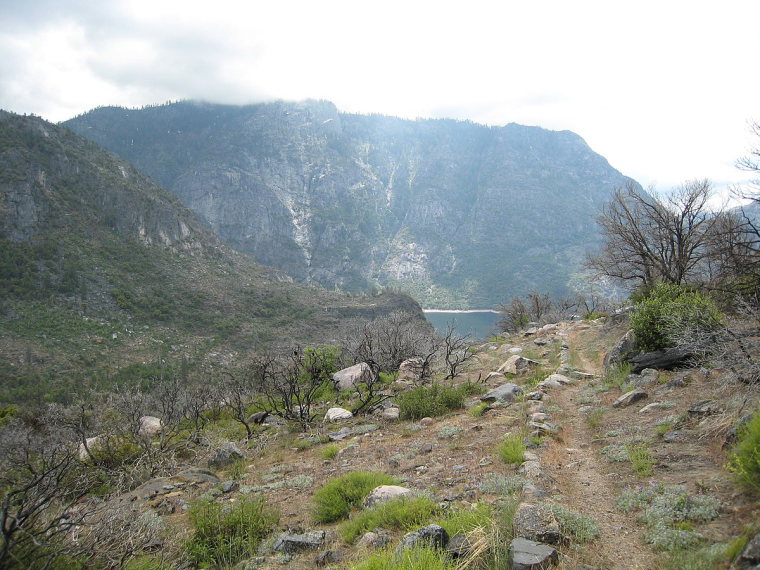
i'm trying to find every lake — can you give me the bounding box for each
[424,310,502,340]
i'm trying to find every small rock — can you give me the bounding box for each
[396,524,449,553]
[419,442,433,454]
[481,383,523,404]
[513,503,564,544]
[446,533,473,559]
[484,371,505,381]
[398,357,426,382]
[626,368,659,388]
[208,442,244,469]
[221,480,238,493]
[324,407,353,422]
[530,413,549,422]
[419,417,435,427]
[333,362,372,390]
[663,430,689,443]
[638,402,665,413]
[509,537,559,570]
[356,531,391,550]
[737,532,760,568]
[363,485,412,508]
[478,457,493,466]
[523,451,540,462]
[138,416,162,439]
[380,407,400,420]
[315,550,343,566]
[452,465,467,472]
[498,355,539,375]
[578,406,594,414]
[544,373,572,385]
[688,400,722,417]
[612,389,648,408]
[526,391,544,401]
[518,461,544,479]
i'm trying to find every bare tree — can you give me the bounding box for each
[586,180,721,288]
[441,324,473,380]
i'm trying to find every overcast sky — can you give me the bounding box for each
[1,0,758,203]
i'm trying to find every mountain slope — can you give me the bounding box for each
[64,100,641,308]
[0,111,423,402]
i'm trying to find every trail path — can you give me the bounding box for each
[543,328,657,569]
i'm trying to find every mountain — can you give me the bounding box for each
[64,100,641,309]
[0,111,422,402]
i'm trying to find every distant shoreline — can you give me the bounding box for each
[423,309,500,314]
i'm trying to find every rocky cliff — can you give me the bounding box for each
[65,101,640,308]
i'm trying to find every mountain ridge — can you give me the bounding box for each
[64,100,641,308]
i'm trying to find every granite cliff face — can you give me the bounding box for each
[65,100,640,308]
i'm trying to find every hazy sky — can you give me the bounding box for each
[2,0,758,202]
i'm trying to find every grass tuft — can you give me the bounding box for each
[338,496,442,543]
[496,433,526,465]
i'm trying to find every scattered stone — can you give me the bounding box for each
[396,524,449,553]
[638,402,668,413]
[625,368,659,388]
[418,442,433,454]
[452,465,467,472]
[328,427,351,441]
[518,461,544,479]
[324,407,353,422]
[481,383,523,404]
[533,338,549,346]
[498,356,539,375]
[356,531,391,550]
[513,503,564,544]
[208,442,244,469]
[363,485,412,508]
[333,362,372,390]
[484,371,505,381]
[221,480,238,493]
[380,407,400,420]
[688,400,723,417]
[528,422,559,435]
[530,413,549,422]
[523,451,540,462]
[398,357,425,382]
[612,389,648,408]
[272,530,326,553]
[315,550,343,566]
[578,406,594,414]
[509,537,559,570]
[446,533,473,559]
[663,430,689,443]
[544,373,572,385]
[138,416,162,439]
[538,377,563,389]
[508,347,524,354]
[478,457,493,466]
[419,417,435,427]
[526,391,544,401]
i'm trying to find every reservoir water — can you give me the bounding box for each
[424,310,501,340]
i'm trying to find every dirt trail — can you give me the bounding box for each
[541,329,657,570]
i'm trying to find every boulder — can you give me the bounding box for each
[380,407,400,420]
[612,389,648,408]
[324,407,353,422]
[513,503,564,544]
[333,362,372,390]
[629,348,693,373]
[498,356,539,375]
[396,524,449,553]
[603,330,637,371]
[363,485,412,507]
[208,442,244,469]
[481,383,523,404]
[78,435,104,462]
[138,416,162,439]
[398,357,425,382]
[509,537,559,569]
[625,368,659,388]
[272,530,326,553]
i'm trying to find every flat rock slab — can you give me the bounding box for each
[510,537,559,569]
[481,383,523,404]
[273,530,326,553]
[612,389,648,408]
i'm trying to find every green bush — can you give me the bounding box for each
[186,496,279,567]
[312,471,397,523]
[630,283,722,352]
[397,384,466,420]
[496,433,526,465]
[350,546,456,570]
[728,408,760,494]
[339,496,441,543]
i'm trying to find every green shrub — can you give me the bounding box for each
[436,503,493,536]
[186,496,279,566]
[542,502,599,543]
[728,408,760,494]
[469,402,490,417]
[312,471,397,523]
[496,433,526,465]
[350,546,456,570]
[320,443,341,460]
[627,442,655,477]
[630,283,722,352]
[397,384,466,420]
[339,496,441,543]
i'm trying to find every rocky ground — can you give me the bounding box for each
[112,317,760,569]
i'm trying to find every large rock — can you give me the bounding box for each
[208,442,244,469]
[272,530,326,553]
[324,407,353,422]
[612,389,648,408]
[138,416,162,439]
[629,348,693,373]
[604,330,637,371]
[514,503,563,544]
[498,356,539,375]
[625,368,659,388]
[397,357,425,382]
[78,436,104,462]
[396,524,449,553]
[363,485,412,507]
[333,362,372,390]
[481,383,523,404]
[736,532,760,569]
[509,537,559,569]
